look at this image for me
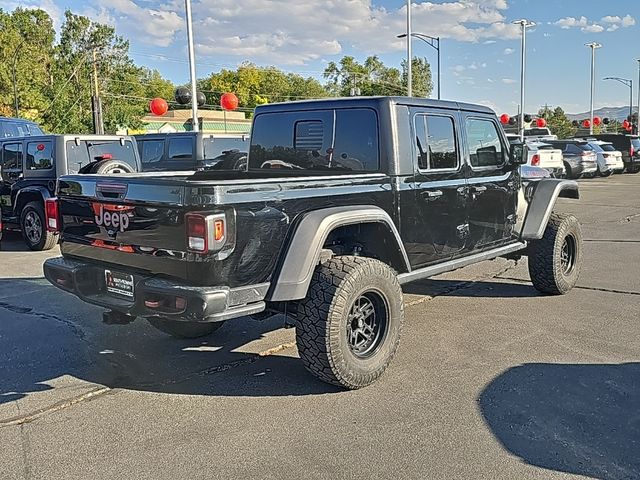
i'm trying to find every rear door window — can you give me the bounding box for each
[414,114,458,170]
[140,139,165,165]
[26,141,54,170]
[168,137,194,160]
[2,142,23,170]
[466,118,506,167]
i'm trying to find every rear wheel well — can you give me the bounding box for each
[15,192,44,216]
[323,223,408,274]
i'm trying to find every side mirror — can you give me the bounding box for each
[509,142,528,165]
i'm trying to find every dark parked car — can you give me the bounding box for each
[0,135,140,250]
[592,134,640,173]
[134,132,249,172]
[546,140,598,179]
[44,97,582,389]
[0,117,44,138]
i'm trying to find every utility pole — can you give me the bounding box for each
[185,0,199,132]
[513,19,535,142]
[585,42,601,135]
[91,48,104,135]
[636,59,640,135]
[406,0,412,96]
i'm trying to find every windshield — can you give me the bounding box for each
[203,137,250,160]
[65,140,138,173]
[599,143,616,152]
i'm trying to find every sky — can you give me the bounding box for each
[9,0,640,115]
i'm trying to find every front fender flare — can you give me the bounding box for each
[521,179,579,240]
[268,206,410,302]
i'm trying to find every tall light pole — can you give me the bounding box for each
[585,42,601,135]
[604,77,633,124]
[512,19,535,141]
[406,0,412,96]
[397,33,441,99]
[636,59,640,134]
[185,0,199,132]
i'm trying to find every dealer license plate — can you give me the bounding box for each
[104,270,134,298]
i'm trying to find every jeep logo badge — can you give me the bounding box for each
[94,204,131,233]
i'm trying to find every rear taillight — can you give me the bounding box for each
[45,198,60,232]
[531,154,540,166]
[186,213,226,253]
[631,146,635,157]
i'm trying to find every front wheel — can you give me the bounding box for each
[147,318,225,338]
[296,256,404,389]
[598,166,612,177]
[527,213,583,295]
[20,202,58,251]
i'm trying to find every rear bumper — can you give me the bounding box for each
[43,257,268,323]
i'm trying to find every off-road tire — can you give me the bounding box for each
[147,318,225,339]
[20,202,58,251]
[527,213,583,295]
[296,256,404,389]
[91,160,135,174]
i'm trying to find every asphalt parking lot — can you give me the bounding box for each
[1,174,639,479]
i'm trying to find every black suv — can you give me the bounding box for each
[135,132,249,172]
[0,117,44,138]
[45,97,583,389]
[0,134,140,250]
[592,134,640,173]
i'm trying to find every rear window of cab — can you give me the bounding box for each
[249,108,380,173]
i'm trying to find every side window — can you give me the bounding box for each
[2,143,23,170]
[26,141,54,170]
[168,137,193,160]
[466,118,505,168]
[415,114,458,170]
[140,140,165,164]
[332,109,379,171]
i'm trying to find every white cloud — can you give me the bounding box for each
[555,16,588,29]
[606,24,620,32]
[583,24,604,33]
[78,0,522,66]
[503,48,515,55]
[622,14,636,27]
[483,40,497,45]
[501,78,516,84]
[601,15,621,24]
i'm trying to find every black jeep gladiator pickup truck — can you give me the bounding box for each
[44,97,582,389]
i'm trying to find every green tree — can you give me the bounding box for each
[324,55,432,98]
[538,106,577,139]
[0,8,55,120]
[205,62,328,113]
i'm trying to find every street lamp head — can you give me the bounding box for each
[512,19,536,27]
[585,42,602,49]
[397,33,407,39]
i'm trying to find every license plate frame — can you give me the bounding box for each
[104,269,135,299]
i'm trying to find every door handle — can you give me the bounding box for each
[422,190,443,199]
[470,185,487,194]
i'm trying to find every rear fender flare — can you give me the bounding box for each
[268,206,410,302]
[14,186,51,216]
[521,179,579,240]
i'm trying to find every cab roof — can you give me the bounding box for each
[254,96,495,115]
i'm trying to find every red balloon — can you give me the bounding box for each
[622,120,630,129]
[536,118,547,128]
[500,114,510,124]
[582,119,591,128]
[593,116,601,126]
[220,93,239,111]
[149,98,168,116]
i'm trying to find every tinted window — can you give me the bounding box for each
[332,109,379,171]
[576,143,592,151]
[588,143,603,153]
[203,137,250,160]
[66,140,138,174]
[415,114,458,170]
[140,140,165,165]
[631,138,640,150]
[249,108,379,172]
[599,144,616,152]
[26,141,54,170]
[2,143,23,170]
[467,119,505,167]
[168,137,193,160]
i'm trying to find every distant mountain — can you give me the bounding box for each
[567,106,638,122]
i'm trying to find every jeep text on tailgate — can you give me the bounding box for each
[44,97,583,389]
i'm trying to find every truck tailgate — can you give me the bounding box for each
[57,175,191,278]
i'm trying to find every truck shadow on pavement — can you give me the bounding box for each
[404,278,540,299]
[0,279,340,406]
[479,362,640,480]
